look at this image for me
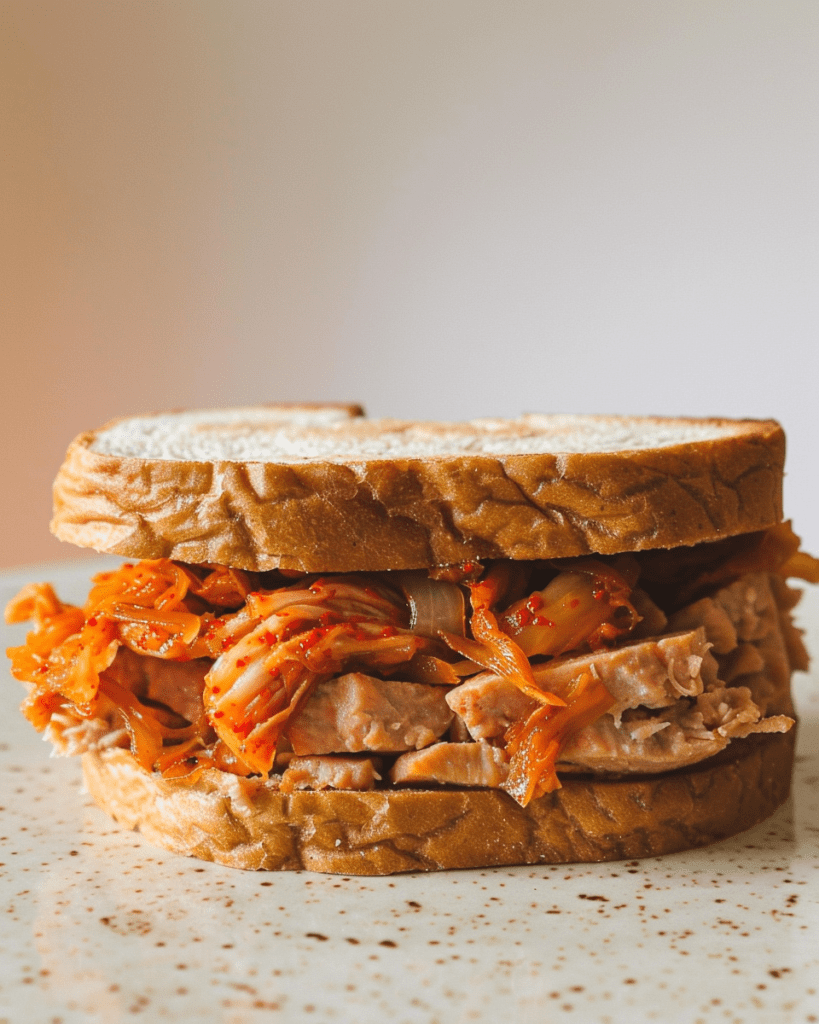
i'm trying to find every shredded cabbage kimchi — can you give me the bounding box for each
[6,523,818,806]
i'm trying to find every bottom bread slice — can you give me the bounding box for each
[81,732,794,875]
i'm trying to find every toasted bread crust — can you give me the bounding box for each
[52,413,785,572]
[81,731,794,874]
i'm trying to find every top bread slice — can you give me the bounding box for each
[51,406,785,572]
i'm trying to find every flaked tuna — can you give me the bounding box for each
[140,656,208,724]
[668,598,737,654]
[280,755,380,792]
[671,572,798,715]
[669,572,778,649]
[286,672,452,754]
[445,674,538,742]
[390,742,509,788]
[558,685,793,775]
[446,629,716,739]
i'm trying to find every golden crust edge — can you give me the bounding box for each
[52,416,786,572]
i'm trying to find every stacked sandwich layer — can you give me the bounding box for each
[5,407,817,872]
[6,523,812,811]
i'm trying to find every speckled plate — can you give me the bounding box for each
[1,560,817,1024]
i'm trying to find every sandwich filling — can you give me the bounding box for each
[6,522,817,806]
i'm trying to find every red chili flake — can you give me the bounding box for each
[235,658,248,668]
[526,593,544,612]
[123,563,134,569]
[298,627,328,652]
[261,630,278,646]
[213,711,224,719]
[593,587,606,601]
[380,625,398,638]
[570,598,580,609]
[211,686,221,694]
[533,616,555,628]
[268,667,281,679]
[462,561,476,573]
[86,616,98,626]
[512,608,534,628]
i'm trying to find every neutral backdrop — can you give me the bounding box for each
[3,1,817,568]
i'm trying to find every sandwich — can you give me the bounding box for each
[5,405,817,874]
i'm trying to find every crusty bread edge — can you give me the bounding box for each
[52,415,785,572]
[81,730,794,874]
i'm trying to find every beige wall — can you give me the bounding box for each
[3,1,818,567]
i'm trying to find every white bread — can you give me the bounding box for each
[51,408,785,572]
[81,730,794,874]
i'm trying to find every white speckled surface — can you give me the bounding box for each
[1,559,817,1024]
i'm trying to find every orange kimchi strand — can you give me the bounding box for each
[453,563,565,708]
[6,582,119,714]
[20,688,67,732]
[498,559,639,658]
[4,561,246,730]
[96,675,210,774]
[153,739,252,784]
[501,671,616,806]
[183,563,259,608]
[205,576,424,774]
[4,563,432,780]
[86,560,206,659]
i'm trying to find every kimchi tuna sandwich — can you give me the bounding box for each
[5,406,818,874]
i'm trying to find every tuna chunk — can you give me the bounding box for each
[712,573,779,643]
[103,647,208,724]
[286,673,453,755]
[668,598,737,654]
[671,571,797,715]
[141,656,208,723]
[749,627,793,714]
[390,742,509,788]
[446,674,539,741]
[446,629,716,739]
[669,572,779,651]
[558,686,793,775]
[280,755,380,793]
[695,686,791,738]
[44,707,128,758]
[43,648,209,756]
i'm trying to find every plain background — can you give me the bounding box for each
[2,1,817,568]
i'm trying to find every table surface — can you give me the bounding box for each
[1,558,817,1024]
